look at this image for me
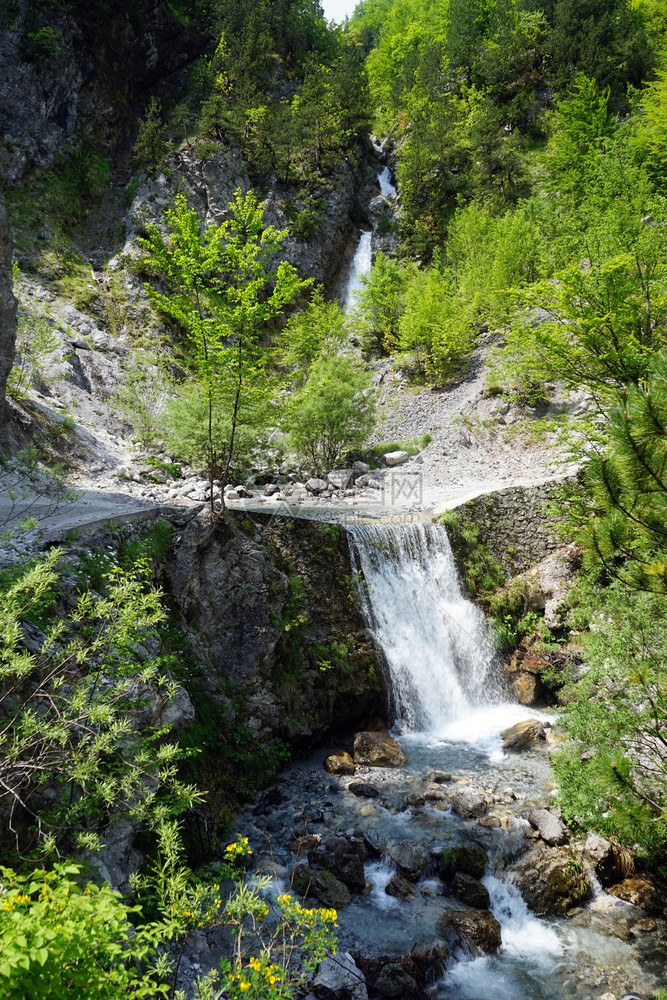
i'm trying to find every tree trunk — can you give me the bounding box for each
[0,190,17,433]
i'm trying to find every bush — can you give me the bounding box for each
[553,576,667,859]
[282,355,375,472]
[162,382,267,480]
[0,864,171,1000]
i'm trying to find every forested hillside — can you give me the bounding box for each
[2,0,667,996]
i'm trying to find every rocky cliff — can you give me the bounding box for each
[0,191,17,426]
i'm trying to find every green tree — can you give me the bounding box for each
[0,551,200,857]
[282,355,375,471]
[353,252,414,353]
[545,73,615,199]
[553,577,667,857]
[277,289,347,380]
[139,191,309,511]
[579,351,667,592]
[133,97,172,173]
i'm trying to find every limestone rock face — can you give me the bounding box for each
[0,193,17,426]
[354,730,408,767]
[510,844,591,915]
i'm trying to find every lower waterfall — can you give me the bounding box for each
[348,520,500,733]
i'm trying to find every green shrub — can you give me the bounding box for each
[0,863,171,999]
[283,355,376,473]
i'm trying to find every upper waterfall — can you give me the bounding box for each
[348,521,499,733]
[340,230,372,312]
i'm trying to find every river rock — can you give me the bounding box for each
[309,951,368,1000]
[427,770,452,783]
[359,831,384,858]
[501,718,545,751]
[264,483,281,495]
[388,840,429,881]
[511,672,542,705]
[306,477,328,494]
[292,863,352,908]
[325,752,355,775]
[385,873,416,899]
[308,835,366,892]
[374,964,417,998]
[452,872,490,909]
[607,875,664,914]
[353,460,370,477]
[354,730,408,767]
[449,786,487,819]
[439,843,488,880]
[583,833,634,886]
[327,469,353,489]
[436,908,502,954]
[349,781,379,798]
[510,844,591,915]
[527,808,567,846]
[383,451,409,466]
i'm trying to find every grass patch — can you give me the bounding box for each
[373,433,432,457]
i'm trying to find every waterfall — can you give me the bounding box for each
[340,230,372,312]
[378,166,396,199]
[348,521,499,733]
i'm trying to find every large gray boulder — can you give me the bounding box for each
[528,808,567,846]
[0,192,16,427]
[309,951,368,1000]
[510,844,591,915]
[388,840,429,881]
[436,907,502,954]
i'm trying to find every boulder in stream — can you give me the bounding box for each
[607,874,665,914]
[438,843,488,880]
[349,781,379,799]
[449,786,487,819]
[436,907,502,954]
[385,873,416,899]
[292,863,351,908]
[583,832,634,886]
[452,871,490,909]
[510,844,591,915]
[501,718,546,751]
[308,951,368,1000]
[325,751,355,775]
[354,730,408,767]
[308,834,367,892]
[388,840,429,881]
[353,940,449,998]
[527,808,567,846]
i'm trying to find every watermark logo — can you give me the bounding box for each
[382,469,423,508]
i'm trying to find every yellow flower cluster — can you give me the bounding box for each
[230,958,282,994]
[225,836,252,858]
[2,892,30,912]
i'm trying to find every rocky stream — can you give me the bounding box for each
[221,522,666,1000]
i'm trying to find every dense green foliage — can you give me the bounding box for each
[553,577,667,861]
[139,190,308,504]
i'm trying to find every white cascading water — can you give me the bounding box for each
[340,230,372,312]
[348,521,499,732]
[378,165,396,198]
